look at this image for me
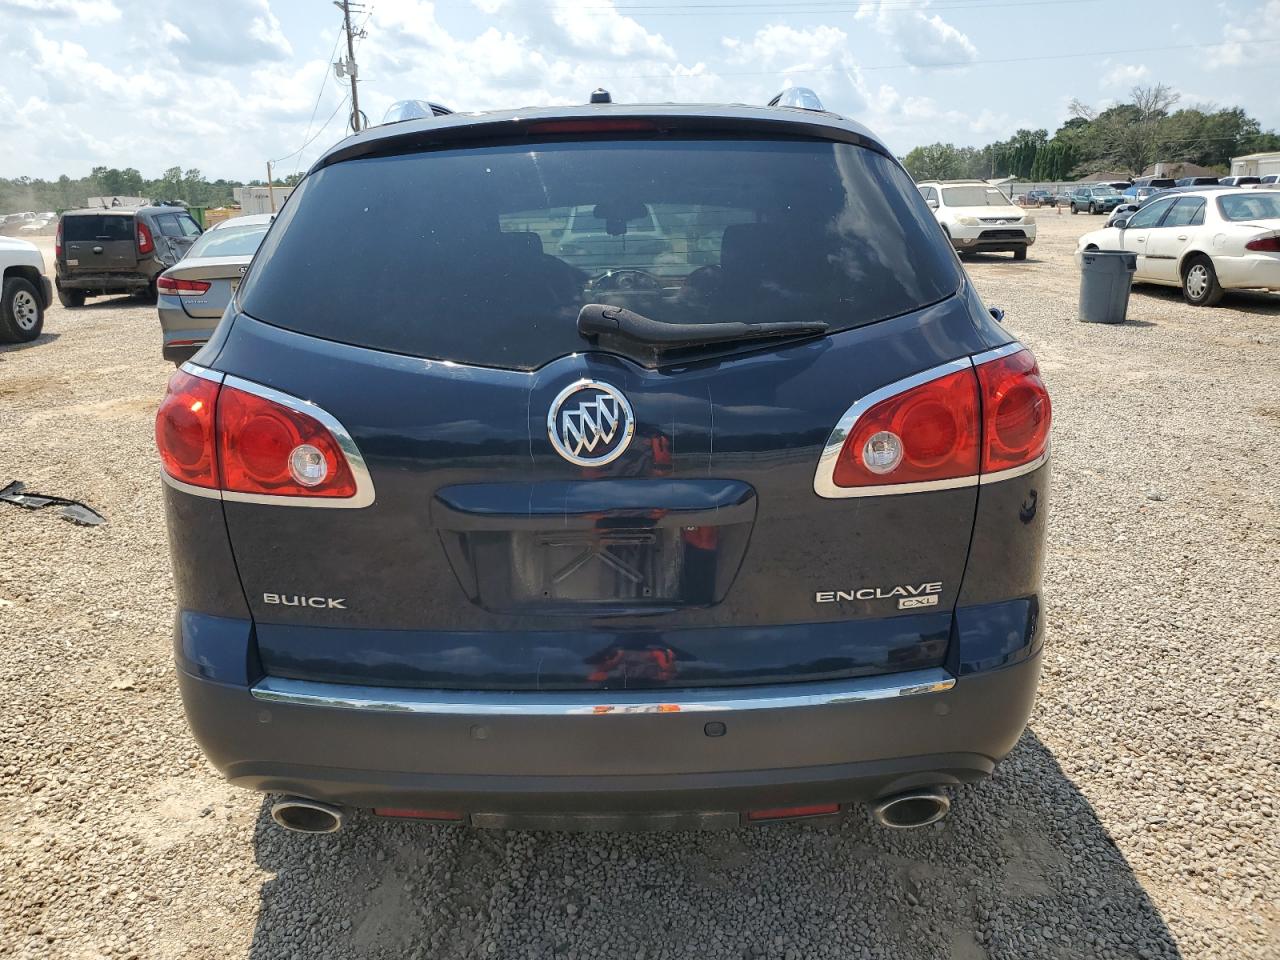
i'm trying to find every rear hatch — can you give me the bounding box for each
[213,128,991,691]
[61,212,136,273]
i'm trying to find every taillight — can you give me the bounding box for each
[155,367,371,505]
[137,220,154,255]
[975,350,1051,475]
[55,220,63,259]
[155,371,220,488]
[830,366,980,490]
[217,384,357,498]
[156,275,211,296]
[815,344,1051,497]
[1245,235,1280,252]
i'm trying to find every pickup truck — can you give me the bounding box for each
[0,235,52,342]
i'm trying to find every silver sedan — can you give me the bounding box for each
[156,213,273,363]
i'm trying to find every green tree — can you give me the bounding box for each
[902,143,965,181]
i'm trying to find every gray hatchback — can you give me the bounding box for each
[55,205,202,306]
[156,213,273,363]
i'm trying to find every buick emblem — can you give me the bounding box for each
[547,380,635,467]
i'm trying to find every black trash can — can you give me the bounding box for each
[1078,249,1137,324]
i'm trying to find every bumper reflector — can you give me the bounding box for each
[746,803,841,822]
[373,808,464,822]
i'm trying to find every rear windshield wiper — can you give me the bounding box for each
[578,303,827,363]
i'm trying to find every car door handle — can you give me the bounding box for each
[1177,235,1188,241]
[92,245,103,254]
[1135,238,1145,243]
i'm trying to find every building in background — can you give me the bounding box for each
[233,186,293,215]
[1230,152,1280,179]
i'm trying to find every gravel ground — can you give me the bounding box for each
[1,217,1277,959]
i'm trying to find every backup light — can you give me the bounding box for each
[861,431,903,474]
[288,444,329,487]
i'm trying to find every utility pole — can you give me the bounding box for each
[265,160,276,212]
[333,0,365,133]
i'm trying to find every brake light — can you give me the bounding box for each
[527,119,658,134]
[975,350,1051,474]
[217,385,357,497]
[831,367,980,489]
[55,220,63,259]
[1245,235,1280,252]
[154,371,220,488]
[817,345,1051,496]
[156,275,211,296]
[137,220,154,255]
[155,369,367,502]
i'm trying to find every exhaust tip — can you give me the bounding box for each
[872,789,950,829]
[270,797,344,834]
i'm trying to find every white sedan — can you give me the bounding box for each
[1076,189,1280,306]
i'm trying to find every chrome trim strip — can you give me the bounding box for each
[160,471,221,500]
[250,669,957,716]
[161,363,376,509]
[179,361,224,384]
[970,341,1025,366]
[813,357,973,499]
[978,447,1050,485]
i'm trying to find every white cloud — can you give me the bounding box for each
[722,24,871,115]
[1100,62,1150,88]
[0,0,120,24]
[1209,0,1280,68]
[150,0,292,69]
[855,0,977,67]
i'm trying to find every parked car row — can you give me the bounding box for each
[1077,189,1280,306]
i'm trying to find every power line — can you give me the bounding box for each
[269,93,351,166]
[582,37,1280,80]
[292,25,348,177]
[434,0,1118,12]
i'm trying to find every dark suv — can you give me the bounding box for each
[156,95,1052,833]
[55,205,201,306]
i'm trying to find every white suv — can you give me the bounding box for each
[0,235,52,343]
[917,180,1036,260]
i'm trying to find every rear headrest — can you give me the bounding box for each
[719,223,772,277]
[499,231,544,257]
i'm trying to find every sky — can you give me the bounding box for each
[0,0,1275,181]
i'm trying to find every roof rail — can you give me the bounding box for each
[380,100,454,126]
[767,87,825,112]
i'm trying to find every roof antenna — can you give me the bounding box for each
[768,87,825,112]
[590,88,612,104]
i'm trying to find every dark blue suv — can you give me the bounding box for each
[156,94,1051,833]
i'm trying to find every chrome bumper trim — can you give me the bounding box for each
[250,669,957,717]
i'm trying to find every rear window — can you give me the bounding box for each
[188,221,270,258]
[1217,193,1280,221]
[62,214,133,241]
[241,138,961,369]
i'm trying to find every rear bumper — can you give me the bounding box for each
[176,650,1041,819]
[56,272,152,293]
[1213,254,1280,292]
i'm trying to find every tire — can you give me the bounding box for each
[0,276,44,343]
[136,280,158,304]
[1013,247,1028,261]
[1088,203,1096,215]
[1181,256,1224,307]
[1070,204,1078,215]
[57,284,85,308]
